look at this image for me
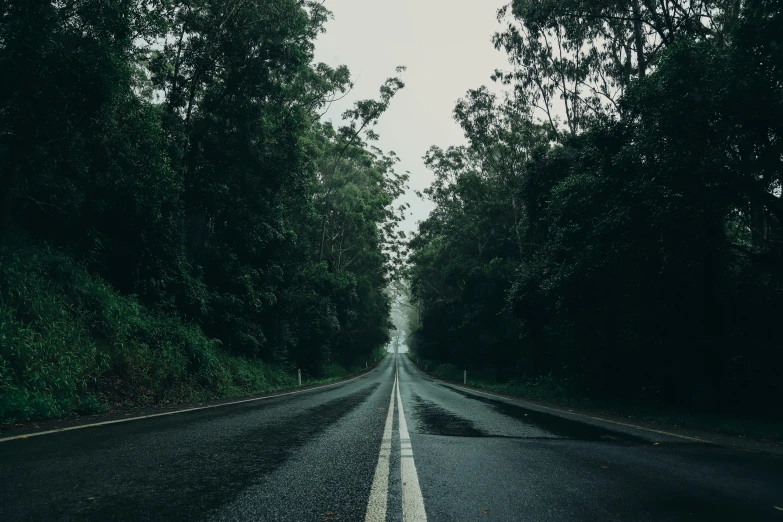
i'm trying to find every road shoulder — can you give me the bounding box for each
[0,357,387,442]
[406,358,783,456]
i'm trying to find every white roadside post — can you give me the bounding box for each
[298,369,302,386]
[463,370,466,385]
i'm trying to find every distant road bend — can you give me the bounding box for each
[2,354,782,521]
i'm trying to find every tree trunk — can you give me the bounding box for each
[750,197,767,248]
[318,210,329,264]
[632,0,646,79]
[167,24,187,115]
[184,68,202,128]
[511,195,525,261]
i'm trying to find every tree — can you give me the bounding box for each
[409,0,783,414]
[0,0,406,387]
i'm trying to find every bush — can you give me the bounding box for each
[0,234,353,423]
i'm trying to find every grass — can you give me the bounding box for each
[0,235,375,424]
[409,355,783,442]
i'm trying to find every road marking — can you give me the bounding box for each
[406,359,715,445]
[396,369,428,521]
[364,376,396,522]
[0,360,387,444]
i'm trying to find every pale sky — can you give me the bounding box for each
[314,0,509,235]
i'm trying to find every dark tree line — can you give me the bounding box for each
[0,1,406,376]
[409,0,783,414]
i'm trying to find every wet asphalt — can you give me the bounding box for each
[1,354,782,521]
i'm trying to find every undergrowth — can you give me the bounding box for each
[408,354,783,442]
[0,235,368,424]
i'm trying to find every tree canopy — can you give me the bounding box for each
[0,0,406,398]
[409,0,783,414]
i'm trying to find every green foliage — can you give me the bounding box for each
[0,233,380,423]
[0,238,107,420]
[0,1,400,421]
[410,0,783,418]
[0,234,307,422]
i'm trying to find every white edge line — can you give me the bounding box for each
[405,358,714,445]
[0,357,388,443]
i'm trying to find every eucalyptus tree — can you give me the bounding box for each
[0,0,407,379]
[303,71,409,366]
[409,0,783,413]
[492,0,745,137]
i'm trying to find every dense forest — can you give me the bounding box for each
[2,0,781,424]
[0,0,407,421]
[409,0,783,416]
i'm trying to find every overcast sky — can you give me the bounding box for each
[314,0,509,235]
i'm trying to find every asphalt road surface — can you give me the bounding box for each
[2,354,782,521]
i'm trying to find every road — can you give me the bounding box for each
[1,354,782,521]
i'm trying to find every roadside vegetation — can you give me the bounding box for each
[408,0,783,429]
[0,234,386,423]
[3,0,781,431]
[0,1,400,423]
[409,356,783,441]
